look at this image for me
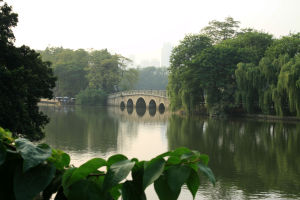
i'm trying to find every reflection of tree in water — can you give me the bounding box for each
[41,106,119,153]
[167,115,300,198]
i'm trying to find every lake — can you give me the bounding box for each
[40,105,300,199]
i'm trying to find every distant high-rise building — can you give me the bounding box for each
[160,43,173,67]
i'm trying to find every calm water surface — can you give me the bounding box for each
[40,105,300,200]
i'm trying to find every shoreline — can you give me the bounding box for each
[173,109,300,122]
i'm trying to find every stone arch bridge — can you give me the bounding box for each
[107,90,169,110]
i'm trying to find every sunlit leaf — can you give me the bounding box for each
[199,154,209,165]
[171,147,192,157]
[103,159,135,190]
[107,154,128,167]
[167,156,181,165]
[48,149,70,170]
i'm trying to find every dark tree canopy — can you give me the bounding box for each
[0,1,56,139]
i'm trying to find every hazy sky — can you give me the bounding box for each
[6,0,300,65]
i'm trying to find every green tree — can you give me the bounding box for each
[235,33,300,116]
[168,34,212,111]
[86,49,121,93]
[168,19,275,115]
[0,1,56,139]
[201,17,240,43]
[39,47,89,97]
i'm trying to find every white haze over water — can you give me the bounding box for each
[6,0,300,66]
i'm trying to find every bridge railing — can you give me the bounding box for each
[108,90,167,98]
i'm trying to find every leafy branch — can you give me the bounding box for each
[0,127,215,200]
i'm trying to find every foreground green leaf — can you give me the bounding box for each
[67,179,104,200]
[15,138,52,172]
[48,149,70,170]
[110,184,122,200]
[14,164,56,200]
[107,154,128,167]
[171,147,192,157]
[198,163,216,185]
[67,158,106,187]
[103,159,135,190]
[0,127,12,139]
[199,154,209,165]
[186,169,200,199]
[166,166,191,194]
[143,157,165,190]
[154,175,179,200]
[166,156,181,165]
[62,168,76,197]
[122,181,146,200]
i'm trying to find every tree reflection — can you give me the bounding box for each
[40,106,119,153]
[167,115,300,198]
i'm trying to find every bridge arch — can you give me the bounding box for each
[159,103,165,114]
[136,97,146,108]
[127,99,133,107]
[120,101,125,111]
[149,99,156,109]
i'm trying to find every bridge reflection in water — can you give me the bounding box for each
[108,104,169,123]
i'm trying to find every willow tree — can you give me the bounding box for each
[277,55,300,116]
[235,63,261,113]
[193,31,273,115]
[235,33,300,116]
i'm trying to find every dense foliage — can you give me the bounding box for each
[0,1,56,139]
[168,17,300,117]
[75,88,107,106]
[0,127,215,200]
[39,47,139,105]
[235,34,300,116]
